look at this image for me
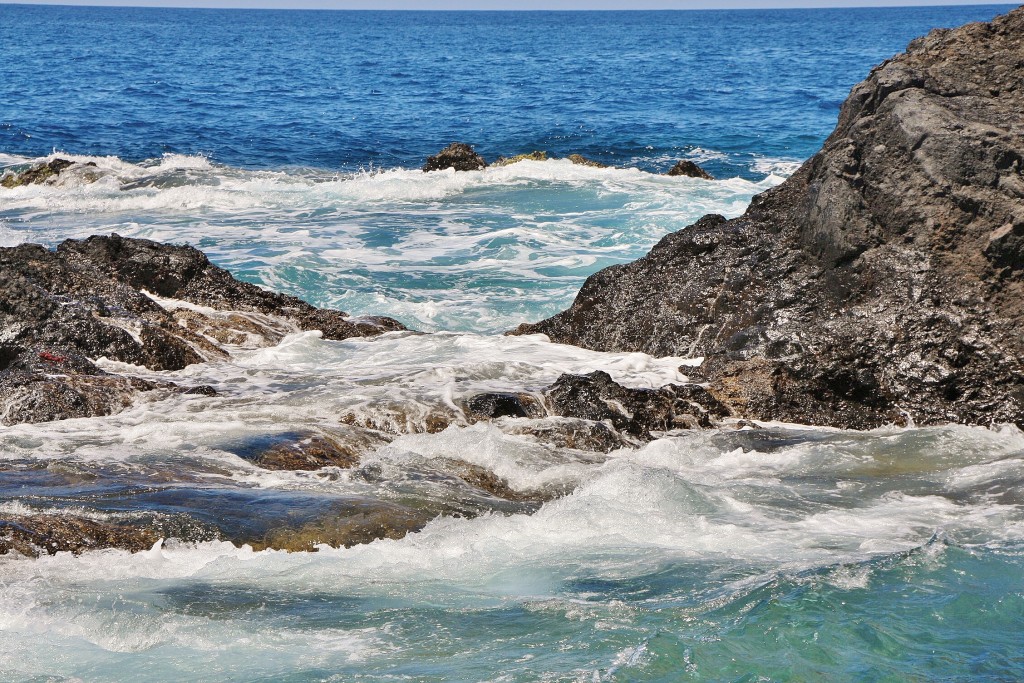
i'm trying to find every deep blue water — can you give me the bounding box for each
[0,4,1015,175]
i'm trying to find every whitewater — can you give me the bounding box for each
[2,4,1022,682]
[2,148,1021,682]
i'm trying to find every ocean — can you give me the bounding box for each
[1,3,1022,681]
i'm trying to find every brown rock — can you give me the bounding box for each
[666,160,714,179]
[0,514,159,557]
[567,154,609,168]
[251,430,389,471]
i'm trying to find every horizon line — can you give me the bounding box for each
[0,1,1016,10]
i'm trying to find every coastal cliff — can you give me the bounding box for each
[514,7,1024,429]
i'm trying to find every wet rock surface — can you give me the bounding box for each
[493,151,548,166]
[0,515,160,557]
[666,160,714,179]
[501,417,630,453]
[567,154,609,168]
[234,428,391,472]
[464,392,544,420]
[543,370,730,438]
[0,158,102,188]
[514,8,1024,429]
[422,142,488,172]
[252,501,434,552]
[0,234,404,425]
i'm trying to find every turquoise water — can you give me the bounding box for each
[1,4,1023,682]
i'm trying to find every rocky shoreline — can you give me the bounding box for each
[0,234,405,425]
[3,8,1023,556]
[0,234,728,556]
[515,7,1024,430]
[0,233,727,556]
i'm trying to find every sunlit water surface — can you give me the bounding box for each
[1,4,1022,681]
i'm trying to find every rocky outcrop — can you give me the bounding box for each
[666,160,714,179]
[460,373,728,444]
[513,8,1024,429]
[0,158,103,188]
[421,145,616,172]
[493,151,548,167]
[0,234,405,424]
[422,142,488,172]
[567,154,609,169]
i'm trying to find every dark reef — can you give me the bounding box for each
[514,7,1024,430]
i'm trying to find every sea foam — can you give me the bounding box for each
[0,153,785,333]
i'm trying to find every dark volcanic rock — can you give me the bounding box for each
[503,417,631,453]
[464,392,543,420]
[0,370,166,426]
[0,235,405,424]
[666,160,714,180]
[514,8,1024,429]
[422,142,488,172]
[543,371,730,438]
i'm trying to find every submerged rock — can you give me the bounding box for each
[502,416,629,453]
[433,457,567,504]
[666,159,714,179]
[422,142,488,172]
[340,401,460,435]
[514,8,1024,429]
[0,234,405,425]
[0,515,159,557]
[253,501,433,552]
[240,428,390,472]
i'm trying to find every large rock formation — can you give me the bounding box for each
[0,234,405,424]
[514,8,1024,429]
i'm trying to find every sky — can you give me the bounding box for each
[0,0,1013,8]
